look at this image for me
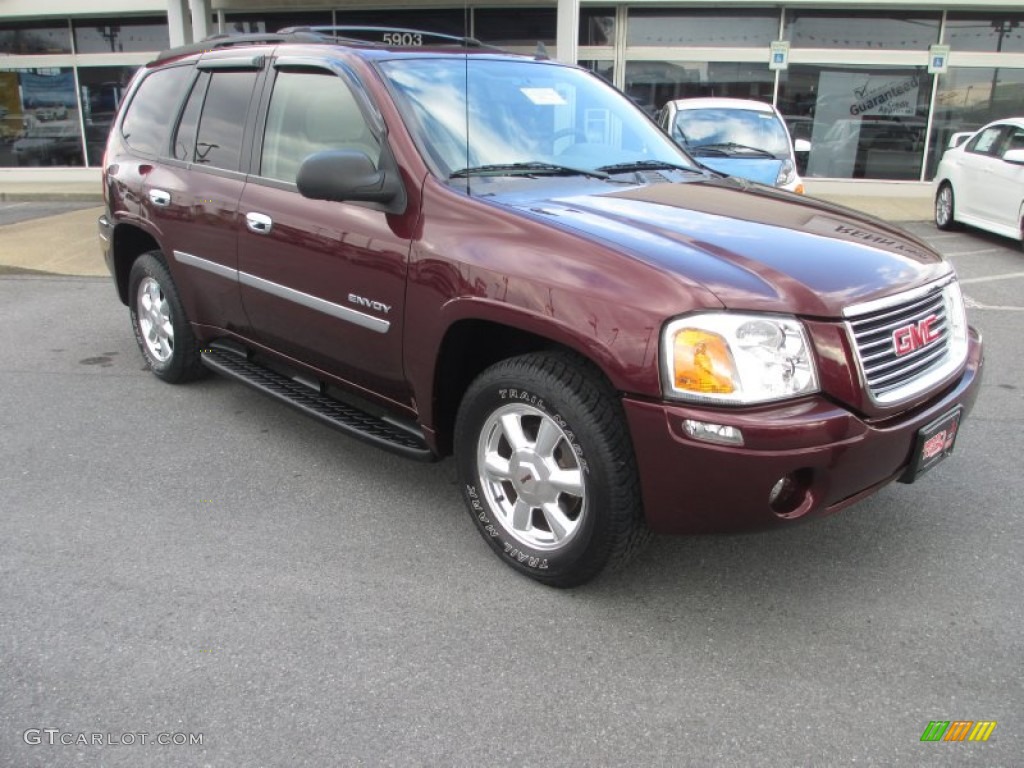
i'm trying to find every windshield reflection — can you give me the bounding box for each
[672,108,791,158]
[380,58,694,180]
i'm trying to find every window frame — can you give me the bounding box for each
[965,125,1008,158]
[149,56,268,179]
[249,56,384,192]
[171,70,210,163]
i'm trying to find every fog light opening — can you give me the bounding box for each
[682,419,744,446]
[768,469,813,518]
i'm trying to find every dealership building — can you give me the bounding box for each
[1,0,1023,195]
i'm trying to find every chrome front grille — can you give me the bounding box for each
[846,281,957,405]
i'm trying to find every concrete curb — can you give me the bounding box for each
[0,191,104,203]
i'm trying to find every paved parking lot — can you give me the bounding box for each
[0,212,1021,766]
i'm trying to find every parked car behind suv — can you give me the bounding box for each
[934,117,1024,248]
[657,97,805,193]
[100,28,983,586]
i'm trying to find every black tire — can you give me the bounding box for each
[454,352,649,587]
[128,251,206,383]
[935,182,959,231]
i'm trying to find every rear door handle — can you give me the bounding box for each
[246,212,273,235]
[148,189,170,207]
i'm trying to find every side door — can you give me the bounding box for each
[236,61,411,405]
[153,59,265,332]
[958,124,1008,222]
[991,125,1024,231]
[113,63,245,329]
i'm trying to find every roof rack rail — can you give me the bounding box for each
[152,25,505,65]
[278,25,499,50]
[153,31,324,63]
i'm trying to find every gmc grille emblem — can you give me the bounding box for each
[892,315,940,357]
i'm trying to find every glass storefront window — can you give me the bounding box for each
[580,60,615,87]
[627,9,779,48]
[784,11,940,50]
[333,9,467,38]
[78,66,137,166]
[945,13,1024,54]
[223,12,331,35]
[624,61,775,117]
[73,17,169,54]
[778,65,932,180]
[0,21,72,54]
[927,67,1024,177]
[0,68,84,168]
[475,8,555,46]
[580,8,614,46]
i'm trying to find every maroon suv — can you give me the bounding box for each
[99,28,983,586]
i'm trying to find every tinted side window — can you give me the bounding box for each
[1002,126,1024,155]
[194,70,258,171]
[173,72,208,161]
[260,70,380,184]
[966,126,1006,157]
[121,66,194,156]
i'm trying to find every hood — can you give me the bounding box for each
[494,177,950,317]
[694,157,783,187]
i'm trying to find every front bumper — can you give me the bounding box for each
[624,328,984,534]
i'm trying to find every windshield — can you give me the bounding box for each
[379,57,695,179]
[672,107,791,157]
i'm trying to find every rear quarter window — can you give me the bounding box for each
[120,65,194,156]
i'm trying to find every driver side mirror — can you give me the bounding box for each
[1003,148,1024,166]
[296,150,406,214]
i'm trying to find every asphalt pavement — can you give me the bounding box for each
[0,203,1022,766]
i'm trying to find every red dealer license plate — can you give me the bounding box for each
[901,408,962,483]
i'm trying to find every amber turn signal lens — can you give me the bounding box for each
[673,329,737,394]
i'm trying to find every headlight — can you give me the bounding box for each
[943,279,969,364]
[776,158,796,187]
[661,313,819,404]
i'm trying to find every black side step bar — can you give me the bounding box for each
[201,342,435,461]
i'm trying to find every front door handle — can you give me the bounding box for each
[246,212,273,235]
[148,189,171,207]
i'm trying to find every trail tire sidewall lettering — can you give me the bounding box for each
[455,353,647,587]
[459,386,596,578]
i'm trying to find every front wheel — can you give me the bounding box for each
[454,352,649,587]
[935,183,958,231]
[128,251,206,383]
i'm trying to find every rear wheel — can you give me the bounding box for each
[128,251,206,383]
[935,183,958,231]
[455,352,649,587]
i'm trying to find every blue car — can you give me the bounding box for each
[658,97,805,193]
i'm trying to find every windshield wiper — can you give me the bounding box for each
[449,162,608,180]
[595,160,700,174]
[694,143,777,159]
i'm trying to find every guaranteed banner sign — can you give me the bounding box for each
[849,75,920,117]
[806,70,922,177]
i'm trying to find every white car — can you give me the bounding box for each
[657,97,805,193]
[934,117,1024,247]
